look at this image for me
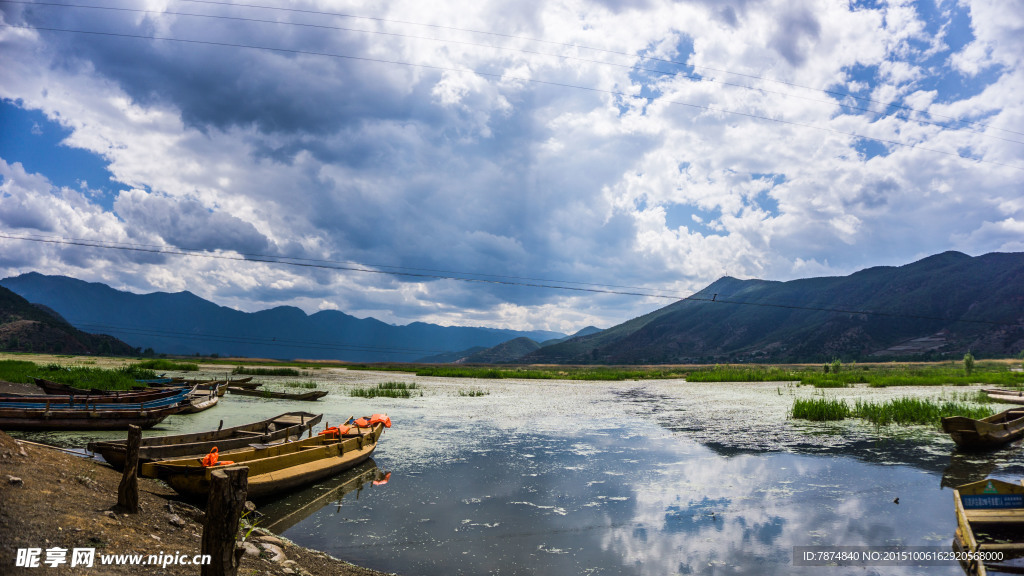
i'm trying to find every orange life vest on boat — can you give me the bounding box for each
[200,446,235,467]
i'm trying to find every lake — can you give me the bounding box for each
[28,372,1024,575]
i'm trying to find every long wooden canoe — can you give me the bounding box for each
[0,387,192,431]
[25,380,184,402]
[179,391,220,414]
[34,378,150,396]
[226,387,328,401]
[87,411,322,470]
[942,408,1024,449]
[987,394,1024,406]
[953,478,1024,575]
[143,417,387,499]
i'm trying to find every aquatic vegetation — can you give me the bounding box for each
[459,389,489,397]
[348,364,684,381]
[0,359,157,390]
[135,359,199,371]
[285,381,318,389]
[791,396,995,426]
[791,397,851,421]
[232,366,302,376]
[686,366,801,383]
[350,381,419,398]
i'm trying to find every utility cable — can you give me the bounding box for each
[2,232,1019,328]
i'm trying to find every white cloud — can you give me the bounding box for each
[0,0,1021,334]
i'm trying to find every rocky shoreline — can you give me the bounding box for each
[0,430,394,575]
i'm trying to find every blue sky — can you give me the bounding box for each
[0,0,1022,332]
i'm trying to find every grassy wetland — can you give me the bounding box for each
[3,351,1023,576]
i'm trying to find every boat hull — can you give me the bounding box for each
[226,387,328,401]
[0,407,175,430]
[942,408,1024,449]
[149,422,385,500]
[88,412,322,470]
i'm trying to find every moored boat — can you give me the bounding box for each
[28,379,183,403]
[143,415,390,499]
[952,478,1024,575]
[35,378,147,395]
[986,393,1024,406]
[179,390,220,414]
[0,387,192,431]
[87,411,322,470]
[226,387,328,401]
[942,408,1024,449]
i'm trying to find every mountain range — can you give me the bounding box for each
[0,274,564,362]
[523,251,1024,364]
[2,250,1021,364]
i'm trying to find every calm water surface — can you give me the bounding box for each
[21,375,1024,575]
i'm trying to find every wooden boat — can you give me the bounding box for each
[227,377,253,384]
[36,378,147,395]
[0,388,192,431]
[226,380,263,390]
[30,379,182,402]
[135,377,186,385]
[87,411,323,470]
[1,386,191,408]
[942,408,1024,449]
[987,394,1024,406]
[953,478,1024,575]
[142,416,388,499]
[226,387,328,401]
[179,390,219,414]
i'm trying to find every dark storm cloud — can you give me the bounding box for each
[114,190,273,254]
[18,2,427,136]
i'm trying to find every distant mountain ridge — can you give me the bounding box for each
[524,251,1024,364]
[0,273,565,362]
[0,285,135,356]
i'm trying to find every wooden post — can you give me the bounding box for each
[201,467,249,576]
[116,424,141,513]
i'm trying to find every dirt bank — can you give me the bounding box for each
[0,431,395,575]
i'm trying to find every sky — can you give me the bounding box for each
[0,0,1022,334]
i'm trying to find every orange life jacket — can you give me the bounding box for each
[200,446,235,467]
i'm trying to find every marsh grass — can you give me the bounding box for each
[791,396,995,426]
[459,389,489,397]
[232,367,302,377]
[684,366,801,383]
[691,363,1024,388]
[347,364,684,381]
[285,381,318,389]
[350,381,419,398]
[134,359,199,372]
[791,397,851,421]
[0,360,157,390]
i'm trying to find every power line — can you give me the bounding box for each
[0,232,684,298]
[0,232,686,298]
[8,0,1022,146]
[2,232,1019,328]
[3,23,1021,172]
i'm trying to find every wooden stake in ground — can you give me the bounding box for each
[202,466,249,576]
[115,424,141,513]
